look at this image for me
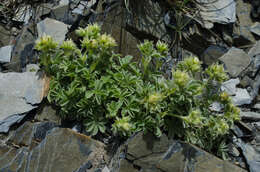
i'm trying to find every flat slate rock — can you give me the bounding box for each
[0,72,49,133]
[250,22,260,36]
[240,111,260,121]
[0,45,13,63]
[196,0,236,29]
[219,47,251,77]
[37,18,68,44]
[111,132,246,172]
[0,124,107,172]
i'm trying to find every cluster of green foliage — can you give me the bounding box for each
[36,24,240,157]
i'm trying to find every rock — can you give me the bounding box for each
[232,88,252,106]
[0,72,49,133]
[35,105,60,124]
[219,47,251,77]
[233,0,256,46]
[250,22,260,37]
[13,5,32,24]
[251,74,260,101]
[253,104,260,110]
[195,0,236,29]
[111,132,246,172]
[202,45,227,66]
[240,76,253,88]
[102,166,110,172]
[236,139,260,172]
[37,18,68,44]
[229,144,240,157]
[5,24,37,72]
[240,111,260,121]
[248,41,260,77]
[0,126,108,171]
[0,114,26,133]
[0,26,13,47]
[209,102,223,112]
[221,78,240,96]
[0,45,13,63]
[26,64,40,72]
[72,0,97,16]
[125,0,171,43]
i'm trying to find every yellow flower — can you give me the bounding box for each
[172,70,190,87]
[148,92,163,104]
[35,35,58,51]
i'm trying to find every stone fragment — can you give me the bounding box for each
[13,5,32,24]
[37,18,68,44]
[0,72,48,132]
[240,111,260,121]
[0,45,13,63]
[221,78,240,96]
[232,88,252,106]
[5,24,36,72]
[0,114,26,133]
[35,105,60,124]
[250,22,260,37]
[111,132,246,172]
[219,47,251,77]
[236,139,260,172]
[233,0,256,46]
[253,104,260,110]
[251,74,260,101]
[0,126,108,172]
[248,41,260,77]
[0,26,13,47]
[195,0,236,29]
[202,45,227,66]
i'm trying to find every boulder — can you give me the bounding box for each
[0,72,49,133]
[0,123,108,172]
[202,45,227,66]
[110,132,246,172]
[37,18,69,44]
[250,22,260,37]
[219,47,251,77]
[195,0,236,29]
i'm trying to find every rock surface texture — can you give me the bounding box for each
[110,132,246,172]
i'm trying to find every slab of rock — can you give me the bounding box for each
[233,0,256,46]
[0,114,26,133]
[202,45,227,66]
[221,78,240,96]
[236,139,260,172]
[37,18,68,44]
[0,45,13,63]
[5,24,36,72]
[0,26,13,47]
[35,105,60,124]
[195,0,236,29]
[232,88,252,106]
[250,22,260,37]
[0,125,108,172]
[110,132,246,172]
[248,41,260,77]
[0,72,49,133]
[240,111,260,121]
[219,47,251,77]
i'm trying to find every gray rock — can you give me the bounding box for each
[111,132,246,172]
[219,47,251,77]
[195,0,236,29]
[236,139,260,172]
[233,0,256,46]
[209,102,223,112]
[0,125,108,171]
[5,24,36,72]
[250,22,260,36]
[221,78,240,96]
[251,74,260,101]
[102,166,110,172]
[253,104,260,110]
[0,114,26,133]
[248,41,260,77]
[37,18,68,44]
[202,45,227,66]
[0,26,13,47]
[50,0,75,24]
[232,88,252,106]
[240,111,260,121]
[13,5,32,24]
[35,105,60,124]
[0,72,48,132]
[0,45,13,63]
